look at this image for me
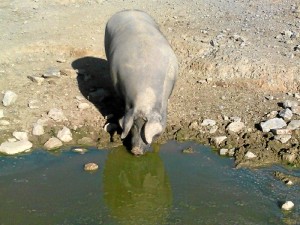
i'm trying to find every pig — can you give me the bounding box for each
[104,10,178,155]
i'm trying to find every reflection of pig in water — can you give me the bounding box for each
[105,10,178,155]
[103,145,172,225]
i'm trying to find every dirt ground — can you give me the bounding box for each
[1,0,300,171]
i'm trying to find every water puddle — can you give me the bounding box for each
[0,141,299,225]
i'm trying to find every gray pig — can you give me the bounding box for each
[105,10,178,155]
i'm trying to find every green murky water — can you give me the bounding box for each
[0,141,299,225]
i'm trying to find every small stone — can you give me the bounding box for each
[0,120,10,126]
[230,117,241,122]
[84,162,99,171]
[226,121,245,133]
[271,129,292,135]
[72,148,87,154]
[57,126,72,142]
[265,95,274,100]
[245,151,257,159]
[279,108,293,120]
[291,106,300,115]
[275,134,291,143]
[281,201,294,211]
[43,68,61,78]
[287,120,300,130]
[44,137,63,150]
[12,131,28,141]
[209,125,218,134]
[201,119,216,126]
[60,68,77,78]
[228,148,235,156]
[2,90,18,106]
[28,100,39,109]
[32,123,44,136]
[182,147,195,154]
[286,180,293,185]
[78,102,90,110]
[260,118,287,132]
[282,100,298,108]
[0,109,3,118]
[48,108,67,122]
[27,75,44,85]
[212,136,227,146]
[294,93,300,99]
[0,140,33,155]
[219,148,228,155]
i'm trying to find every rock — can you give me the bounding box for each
[27,75,44,85]
[43,68,61,78]
[219,148,228,155]
[32,123,44,136]
[0,140,32,155]
[294,93,300,99]
[0,109,4,118]
[226,121,245,133]
[77,137,94,145]
[286,180,293,185]
[104,123,118,133]
[28,100,39,109]
[271,128,292,135]
[57,126,72,142]
[260,118,287,132]
[228,148,235,156]
[0,120,10,126]
[201,119,216,126]
[209,125,218,134]
[84,162,99,171]
[8,138,17,142]
[230,117,241,122]
[245,151,257,159]
[282,153,296,163]
[281,201,294,211]
[182,147,195,154]
[282,100,298,108]
[60,68,77,78]
[44,137,63,150]
[212,136,227,146]
[2,90,17,106]
[72,148,87,154]
[279,108,293,120]
[48,108,67,122]
[78,102,90,110]
[291,106,300,115]
[287,120,300,130]
[275,134,291,143]
[12,131,28,141]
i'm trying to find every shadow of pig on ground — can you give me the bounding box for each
[71,56,124,142]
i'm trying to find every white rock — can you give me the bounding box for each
[287,120,300,130]
[227,121,245,133]
[279,108,293,120]
[57,126,72,142]
[212,136,227,146]
[0,109,4,118]
[48,108,67,122]
[281,201,294,211]
[274,134,291,143]
[44,137,63,150]
[219,148,228,155]
[12,131,28,141]
[72,148,87,154]
[230,116,241,122]
[283,100,298,108]
[201,119,216,126]
[78,102,90,110]
[286,180,293,185]
[0,140,32,155]
[32,123,44,136]
[245,151,257,159]
[28,100,39,109]
[260,118,287,132]
[228,148,235,156]
[0,120,10,126]
[2,90,18,106]
[8,138,17,142]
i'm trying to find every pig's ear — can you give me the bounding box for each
[120,109,134,139]
[144,121,163,144]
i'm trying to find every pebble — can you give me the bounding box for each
[28,100,39,109]
[0,120,10,126]
[78,102,90,110]
[27,75,44,85]
[0,140,32,155]
[104,123,118,133]
[226,121,245,133]
[57,126,72,142]
[230,117,241,122]
[286,180,294,185]
[275,134,292,143]
[260,118,287,132]
[245,151,257,159]
[0,109,4,118]
[201,119,216,126]
[44,137,63,150]
[43,68,61,78]
[219,148,228,155]
[287,120,300,130]
[12,131,28,141]
[212,136,227,146]
[2,90,18,106]
[84,162,99,171]
[281,201,294,211]
[279,108,293,120]
[32,123,44,136]
[282,100,298,108]
[48,108,67,122]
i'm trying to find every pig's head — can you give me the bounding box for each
[119,110,164,155]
